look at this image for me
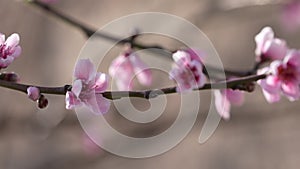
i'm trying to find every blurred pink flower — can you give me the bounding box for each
[27,87,40,101]
[258,50,300,103]
[66,59,110,114]
[255,27,287,62]
[214,89,244,120]
[169,50,206,92]
[0,33,21,69]
[82,134,102,157]
[109,49,152,90]
[280,0,300,31]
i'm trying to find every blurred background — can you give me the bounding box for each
[0,0,300,168]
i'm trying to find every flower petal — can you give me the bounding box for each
[0,34,5,44]
[258,76,281,94]
[130,54,152,86]
[186,48,204,63]
[11,46,22,58]
[74,59,96,81]
[95,73,109,92]
[262,89,281,103]
[72,79,82,97]
[214,90,231,120]
[65,91,81,109]
[225,89,244,106]
[5,33,20,48]
[281,81,300,100]
[255,27,274,59]
[84,93,110,114]
[95,94,111,114]
[263,38,287,60]
[109,55,134,90]
[284,49,300,68]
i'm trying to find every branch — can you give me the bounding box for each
[28,0,251,77]
[0,74,266,100]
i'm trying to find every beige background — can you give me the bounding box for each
[0,0,300,168]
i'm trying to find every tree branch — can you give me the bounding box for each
[28,0,252,77]
[0,74,266,100]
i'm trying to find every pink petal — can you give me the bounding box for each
[281,81,300,100]
[0,56,14,68]
[5,33,20,48]
[130,54,152,86]
[72,79,82,97]
[65,91,81,109]
[0,34,5,44]
[170,68,194,92]
[115,74,133,90]
[109,55,134,90]
[186,48,204,63]
[109,56,125,77]
[74,59,96,81]
[84,94,110,114]
[214,90,231,120]
[262,89,281,103]
[255,27,274,58]
[263,38,287,60]
[95,94,111,114]
[95,73,109,92]
[269,60,282,74]
[197,69,207,87]
[172,50,192,66]
[225,89,244,106]
[11,46,22,58]
[284,49,300,68]
[259,76,281,94]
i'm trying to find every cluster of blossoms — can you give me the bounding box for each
[0,33,21,69]
[168,49,244,120]
[256,27,300,103]
[1,0,300,121]
[109,46,152,90]
[65,59,110,114]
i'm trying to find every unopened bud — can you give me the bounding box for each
[38,95,48,109]
[0,72,20,82]
[27,87,40,101]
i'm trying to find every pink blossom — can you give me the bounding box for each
[0,33,21,69]
[66,59,111,114]
[214,89,244,120]
[255,27,287,62]
[109,49,152,90]
[169,50,206,92]
[258,50,300,103]
[280,0,300,31]
[27,87,40,101]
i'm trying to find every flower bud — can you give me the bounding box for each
[0,72,20,82]
[38,95,48,109]
[27,87,40,101]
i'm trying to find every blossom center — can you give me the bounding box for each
[78,82,95,101]
[0,44,11,59]
[186,63,200,82]
[277,64,297,82]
